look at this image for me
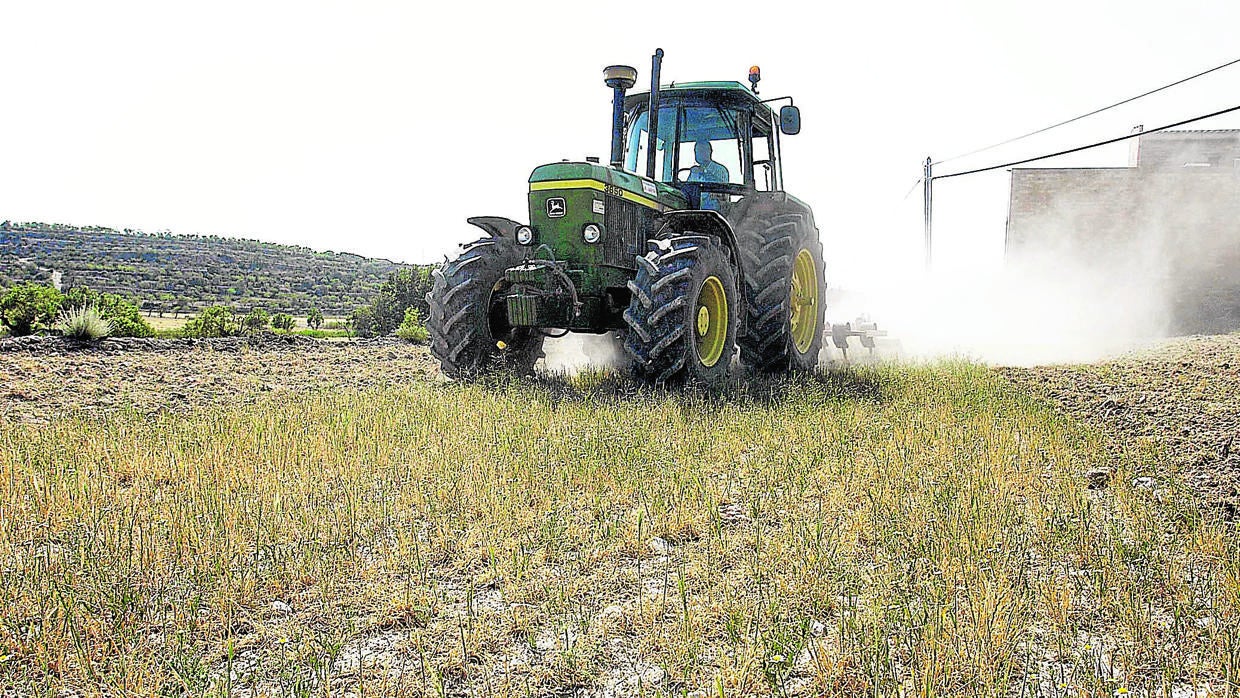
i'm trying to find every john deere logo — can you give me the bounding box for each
[546,197,566,218]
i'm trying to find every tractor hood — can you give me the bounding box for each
[522,161,686,301]
[528,162,687,212]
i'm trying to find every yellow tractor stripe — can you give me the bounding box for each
[529,179,666,211]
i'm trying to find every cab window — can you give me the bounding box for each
[624,108,678,182]
[675,106,743,186]
[752,121,774,191]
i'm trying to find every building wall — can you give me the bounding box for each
[1006,167,1240,334]
[1137,130,1240,169]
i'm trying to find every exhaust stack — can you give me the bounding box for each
[645,48,664,180]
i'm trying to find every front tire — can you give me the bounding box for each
[426,236,543,379]
[622,235,739,385]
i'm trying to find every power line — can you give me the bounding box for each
[933,56,1240,166]
[902,176,923,200]
[933,103,1240,180]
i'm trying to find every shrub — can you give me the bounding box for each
[395,307,429,343]
[57,306,112,341]
[271,313,294,331]
[182,306,241,338]
[0,282,63,336]
[349,306,378,338]
[63,287,154,338]
[243,308,269,333]
[307,307,324,330]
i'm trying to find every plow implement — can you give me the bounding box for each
[824,317,902,365]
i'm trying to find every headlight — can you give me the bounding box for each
[516,226,534,245]
[582,223,602,244]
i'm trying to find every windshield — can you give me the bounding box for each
[624,107,678,182]
[624,104,744,186]
[678,106,743,186]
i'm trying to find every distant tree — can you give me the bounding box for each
[307,307,324,330]
[349,306,378,338]
[0,282,63,336]
[63,286,154,337]
[243,308,270,332]
[369,266,434,336]
[271,312,294,331]
[182,306,240,338]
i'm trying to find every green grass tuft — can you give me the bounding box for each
[56,305,112,341]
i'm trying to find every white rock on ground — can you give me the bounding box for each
[647,537,671,554]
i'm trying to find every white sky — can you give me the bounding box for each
[3,0,1240,290]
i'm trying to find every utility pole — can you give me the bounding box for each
[923,156,933,270]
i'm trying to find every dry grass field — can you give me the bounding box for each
[1,337,1238,697]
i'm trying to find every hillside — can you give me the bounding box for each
[0,221,411,316]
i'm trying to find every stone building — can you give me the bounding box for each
[1005,129,1240,335]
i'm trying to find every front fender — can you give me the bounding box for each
[654,209,745,290]
[655,209,734,243]
[466,216,523,241]
[653,209,747,326]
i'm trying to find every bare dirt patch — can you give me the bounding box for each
[0,335,439,424]
[1001,333,1240,517]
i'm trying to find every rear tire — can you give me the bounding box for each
[737,210,825,373]
[426,236,544,379]
[622,235,739,385]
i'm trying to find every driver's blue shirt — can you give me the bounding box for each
[687,160,729,210]
[687,160,729,184]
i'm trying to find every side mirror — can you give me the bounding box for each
[780,105,801,135]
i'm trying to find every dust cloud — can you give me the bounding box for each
[839,262,1169,367]
[537,332,627,374]
[843,187,1238,365]
[828,137,1240,367]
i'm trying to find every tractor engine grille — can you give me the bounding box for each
[604,195,655,262]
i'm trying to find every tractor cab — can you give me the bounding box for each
[620,81,801,216]
[622,83,778,213]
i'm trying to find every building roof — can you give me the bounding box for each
[1143,129,1240,136]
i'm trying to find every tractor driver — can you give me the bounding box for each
[686,141,729,210]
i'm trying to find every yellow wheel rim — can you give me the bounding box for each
[789,249,819,354]
[695,275,728,367]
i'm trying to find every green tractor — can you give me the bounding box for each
[427,49,824,383]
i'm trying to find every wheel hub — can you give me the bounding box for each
[789,249,820,354]
[695,275,728,367]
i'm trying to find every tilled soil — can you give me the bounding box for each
[0,334,439,424]
[1002,333,1240,518]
